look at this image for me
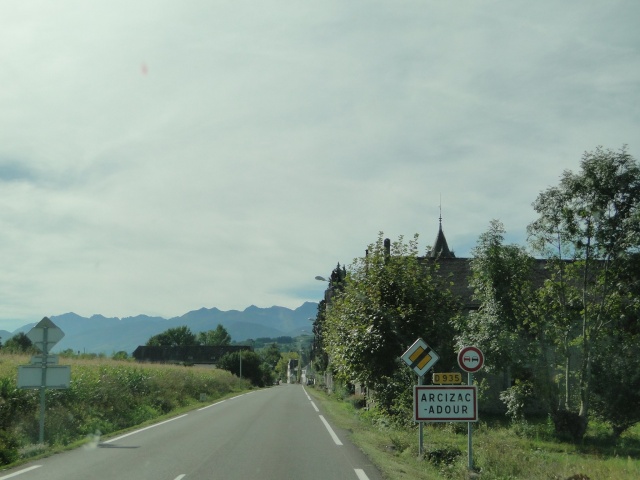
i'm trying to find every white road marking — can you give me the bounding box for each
[174,475,186,480]
[198,399,226,411]
[310,401,319,412]
[354,468,370,480]
[303,387,311,400]
[319,415,343,445]
[0,466,42,479]
[104,414,188,444]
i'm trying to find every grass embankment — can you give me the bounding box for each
[0,354,251,467]
[306,387,640,480]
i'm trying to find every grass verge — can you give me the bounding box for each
[306,386,640,480]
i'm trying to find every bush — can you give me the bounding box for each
[0,429,19,465]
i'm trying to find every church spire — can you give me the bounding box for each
[428,203,454,258]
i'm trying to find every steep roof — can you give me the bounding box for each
[428,219,455,259]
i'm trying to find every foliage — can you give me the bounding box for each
[260,343,281,370]
[455,220,541,370]
[312,264,347,374]
[217,350,270,387]
[323,233,460,414]
[274,351,299,382]
[527,145,640,437]
[146,326,197,347]
[197,324,231,346]
[2,333,37,354]
[499,380,534,422]
[591,331,640,437]
[112,351,129,361]
[454,220,559,418]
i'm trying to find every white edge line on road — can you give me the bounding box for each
[174,475,186,480]
[319,415,343,446]
[104,414,189,444]
[0,465,42,479]
[310,401,319,412]
[198,399,226,411]
[302,386,311,400]
[354,468,370,480]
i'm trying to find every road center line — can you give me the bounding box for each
[319,415,343,446]
[0,465,42,479]
[104,414,188,444]
[354,468,370,480]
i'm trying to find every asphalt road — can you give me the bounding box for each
[0,384,383,480]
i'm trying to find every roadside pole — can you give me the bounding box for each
[457,346,484,472]
[400,338,440,458]
[467,372,473,470]
[18,317,70,445]
[38,326,48,444]
[418,374,423,455]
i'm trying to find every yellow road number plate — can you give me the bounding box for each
[432,372,462,384]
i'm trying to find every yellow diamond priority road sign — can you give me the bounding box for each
[402,338,440,377]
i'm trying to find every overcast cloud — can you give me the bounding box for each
[0,1,638,330]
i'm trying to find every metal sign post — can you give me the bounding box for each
[417,374,424,454]
[38,327,48,444]
[458,346,484,471]
[402,338,440,457]
[18,317,67,444]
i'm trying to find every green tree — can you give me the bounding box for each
[146,326,197,347]
[312,264,346,374]
[2,332,36,353]
[197,324,231,346]
[454,220,553,410]
[324,233,460,414]
[275,352,299,382]
[590,329,640,438]
[217,350,267,387]
[260,342,281,370]
[112,351,129,361]
[527,145,640,439]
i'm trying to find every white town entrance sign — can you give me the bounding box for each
[413,385,478,422]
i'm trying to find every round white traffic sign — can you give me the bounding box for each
[458,346,484,373]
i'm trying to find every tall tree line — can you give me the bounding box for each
[315,146,640,439]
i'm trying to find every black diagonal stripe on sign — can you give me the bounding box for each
[410,346,432,370]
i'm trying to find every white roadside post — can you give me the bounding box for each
[457,346,484,471]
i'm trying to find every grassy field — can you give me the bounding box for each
[306,387,640,480]
[0,354,252,466]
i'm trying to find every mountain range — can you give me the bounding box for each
[0,302,319,355]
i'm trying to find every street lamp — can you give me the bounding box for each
[315,276,328,282]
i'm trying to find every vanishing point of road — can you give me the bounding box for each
[0,384,383,480]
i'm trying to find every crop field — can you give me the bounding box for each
[0,354,251,466]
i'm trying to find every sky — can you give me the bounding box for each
[0,1,638,331]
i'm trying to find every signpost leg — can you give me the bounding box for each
[467,372,473,471]
[418,374,424,456]
[38,327,48,444]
